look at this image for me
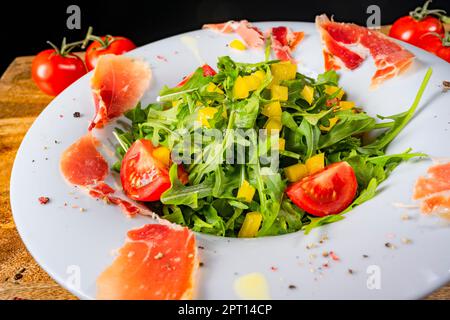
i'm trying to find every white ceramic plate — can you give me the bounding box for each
[10,22,450,300]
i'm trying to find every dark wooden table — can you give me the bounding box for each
[1,27,449,299]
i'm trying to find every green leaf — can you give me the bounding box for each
[303,215,345,235]
[360,68,432,153]
[161,165,213,209]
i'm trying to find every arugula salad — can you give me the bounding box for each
[113,56,431,237]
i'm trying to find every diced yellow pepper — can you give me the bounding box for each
[278,138,286,151]
[252,70,266,82]
[284,163,309,182]
[270,61,297,81]
[305,153,325,174]
[271,85,288,101]
[237,179,256,203]
[238,212,263,238]
[153,146,171,167]
[338,101,355,110]
[262,101,282,118]
[207,82,224,94]
[198,107,218,128]
[264,117,282,133]
[172,99,182,107]
[324,85,345,99]
[243,75,261,91]
[230,39,247,50]
[319,117,339,131]
[301,85,314,105]
[233,76,249,99]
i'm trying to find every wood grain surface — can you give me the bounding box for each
[1,28,449,300]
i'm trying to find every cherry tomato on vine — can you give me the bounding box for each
[390,16,444,44]
[85,36,136,70]
[436,45,450,63]
[32,49,87,96]
[389,1,447,45]
[417,33,445,53]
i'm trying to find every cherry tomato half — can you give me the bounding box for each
[120,139,187,202]
[31,49,87,96]
[85,36,136,71]
[286,161,358,217]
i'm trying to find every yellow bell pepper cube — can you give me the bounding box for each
[238,212,263,238]
[198,107,218,128]
[319,117,339,131]
[230,39,247,50]
[252,70,266,82]
[284,163,309,182]
[338,101,355,110]
[264,117,283,133]
[278,138,286,151]
[152,146,171,167]
[233,76,249,99]
[172,99,182,107]
[271,85,288,101]
[237,179,256,203]
[262,101,282,118]
[207,82,224,94]
[324,85,345,99]
[243,75,261,91]
[301,85,314,105]
[270,61,297,81]
[305,153,325,174]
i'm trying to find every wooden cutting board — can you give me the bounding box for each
[0,27,449,300]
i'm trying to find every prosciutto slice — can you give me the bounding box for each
[203,20,265,48]
[413,162,450,215]
[89,54,151,130]
[96,223,198,300]
[315,14,414,87]
[60,133,141,216]
[269,26,304,61]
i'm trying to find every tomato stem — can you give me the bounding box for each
[409,0,449,21]
[83,26,116,49]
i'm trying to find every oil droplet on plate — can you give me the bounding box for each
[234,272,271,299]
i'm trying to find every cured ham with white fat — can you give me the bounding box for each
[97,223,198,300]
[315,14,414,87]
[89,54,151,130]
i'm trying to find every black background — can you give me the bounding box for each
[1,0,449,73]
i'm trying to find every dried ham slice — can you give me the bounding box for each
[315,14,414,87]
[420,193,450,214]
[60,134,140,217]
[60,133,108,186]
[413,177,450,200]
[96,223,198,300]
[203,20,264,48]
[269,26,304,61]
[89,54,151,130]
[413,162,450,216]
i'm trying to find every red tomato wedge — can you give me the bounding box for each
[286,161,358,216]
[120,139,188,202]
[176,64,217,87]
[96,223,198,300]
